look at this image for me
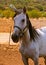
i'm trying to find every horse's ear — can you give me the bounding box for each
[23,7,26,13]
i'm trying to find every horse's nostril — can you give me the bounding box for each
[15,35,18,38]
[11,33,19,43]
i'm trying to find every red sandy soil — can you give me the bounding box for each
[0,17,46,65]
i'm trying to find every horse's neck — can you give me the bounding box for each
[21,30,30,46]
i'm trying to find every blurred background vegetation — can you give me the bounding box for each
[0,0,46,18]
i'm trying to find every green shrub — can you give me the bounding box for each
[34,4,44,11]
[0,5,5,10]
[0,10,3,17]
[27,6,35,10]
[42,12,46,17]
[27,10,42,18]
[2,9,15,18]
[44,6,46,11]
[0,8,46,18]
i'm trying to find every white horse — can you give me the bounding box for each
[10,5,46,65]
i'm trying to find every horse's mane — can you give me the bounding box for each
[13,13,18,18]
[26,14,39,41]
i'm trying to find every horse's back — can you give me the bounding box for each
[40,27,46,33]
[36,27,46,56]
[36,27,46,35]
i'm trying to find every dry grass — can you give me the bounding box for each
[0,17,46,65]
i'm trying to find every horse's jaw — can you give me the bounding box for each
[21,30,30,45]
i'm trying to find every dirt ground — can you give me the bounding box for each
[0,17,46,65]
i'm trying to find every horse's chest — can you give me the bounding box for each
[19,46,36,58]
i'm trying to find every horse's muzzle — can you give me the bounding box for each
[11,33,19,43]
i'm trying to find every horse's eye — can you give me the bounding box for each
[21,19,25,23]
